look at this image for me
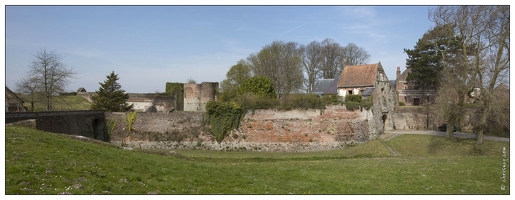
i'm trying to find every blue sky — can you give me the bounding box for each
[5,5,436,93]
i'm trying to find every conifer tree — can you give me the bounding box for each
[91,71,133,112]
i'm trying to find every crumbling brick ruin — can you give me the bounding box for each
[183,82,218,112]
[77,81,218,112]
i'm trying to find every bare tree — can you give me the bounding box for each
[430,6,510,144]
[219,59,252,101]
[247,41,304,98]
[316,39,371,79]
[467,6,510,145]
[342,43,371,66]
[299,41,323,93]
[16,74,40,111]
[319,39,344,79]
[26,48,77,111]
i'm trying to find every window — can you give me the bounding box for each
[348,90,353,95]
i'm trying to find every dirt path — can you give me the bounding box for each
[380,130,510,142]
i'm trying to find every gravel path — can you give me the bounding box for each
[380,130,509,142]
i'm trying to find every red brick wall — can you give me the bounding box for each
[225,105,369,143]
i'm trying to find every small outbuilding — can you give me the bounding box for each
[5,87,27,112]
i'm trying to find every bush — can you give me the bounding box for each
[399,102,406,106]
[237,94,278,110]
[278,94,323,110]
[321,94,343,106]
[343,96,372,111]
[345,94,362,102]
[237,76,276,98]
[236,93,324,110]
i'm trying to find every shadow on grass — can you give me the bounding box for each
[427,136,488,156]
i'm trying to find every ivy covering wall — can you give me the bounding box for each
[165,82,184,111]
[205,101,246,143]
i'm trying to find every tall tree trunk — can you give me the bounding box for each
[446,124,454,138]
[476,96,493,146]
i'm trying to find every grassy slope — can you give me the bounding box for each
[19,95,92,111]
[5,126,510,194]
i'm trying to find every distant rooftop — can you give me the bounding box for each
[312,79,334,95]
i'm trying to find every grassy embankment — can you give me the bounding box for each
[5,126,509,194]
[18,94,92,111]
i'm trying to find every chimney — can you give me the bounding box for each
[396,66,401,79]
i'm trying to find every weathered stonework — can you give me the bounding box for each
[228,105,370,143]
[126,93,176,112]
[111,141,355,152]
[392,106,477,132]
[183,82,218,112]
[107,105,375,152]
[6,111,108,141]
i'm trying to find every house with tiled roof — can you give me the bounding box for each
[337,63,390,99]
[311,79,334,96]
[5,87,27,112]
[336,62,398,133]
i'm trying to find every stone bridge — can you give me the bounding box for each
[5,110,109,141]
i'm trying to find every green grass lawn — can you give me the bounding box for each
[19,95,92,111]
[5,126,510,194]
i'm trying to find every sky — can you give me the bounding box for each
[4,4,438,93]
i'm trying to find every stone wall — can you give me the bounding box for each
[228,105,370,143]
[183,84,201,112]
[183,82,217,112]
[106,112,209,142]
[127,93,176,112]
[107,105,372,152]
[392,107,477,132]
[78,92,177,113]
[6,111,108,141]
[367,69,398,137]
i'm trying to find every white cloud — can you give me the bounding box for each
[339,6,377,19]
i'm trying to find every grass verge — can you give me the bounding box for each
[5,126,510,194]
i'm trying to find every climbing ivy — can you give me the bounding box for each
[205,101,246,143]
[165,82,184,111]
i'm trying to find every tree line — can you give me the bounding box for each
[15,6,508,146]
[219,38,371,101]
[16,48,78,111]
[404,6,509,145]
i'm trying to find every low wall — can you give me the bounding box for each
[106,111,207,142]
[392,107,476,132]
[6,110,108,141]
[111,141,354,152]
[107,105,371,152]
[228,105,370,143]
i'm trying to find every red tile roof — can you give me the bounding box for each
[338,63,379,88]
